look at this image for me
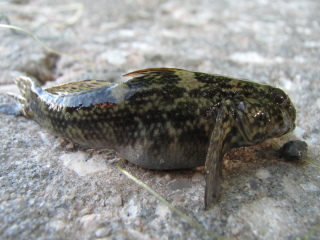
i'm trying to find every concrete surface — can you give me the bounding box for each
[0,0,319,239]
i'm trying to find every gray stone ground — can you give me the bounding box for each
[0,0,319,239]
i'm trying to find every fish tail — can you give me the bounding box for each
[13,76,39,118]
[14,76,35,101]
[0,76,37,116]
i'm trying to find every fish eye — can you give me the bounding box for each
[274,94,286,105]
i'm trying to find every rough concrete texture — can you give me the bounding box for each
[0,0,319,239]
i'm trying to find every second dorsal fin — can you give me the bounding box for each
[45,80,113,95]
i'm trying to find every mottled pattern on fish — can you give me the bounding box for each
[5,68,296,208]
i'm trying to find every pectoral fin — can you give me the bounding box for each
[205,104,234,209]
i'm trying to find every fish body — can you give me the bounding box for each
[4,68,296,208]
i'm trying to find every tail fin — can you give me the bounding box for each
[0,76,37,116]
[14,76,34,102]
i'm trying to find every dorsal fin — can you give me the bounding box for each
[45,80,113,95]
[123,68,187,77]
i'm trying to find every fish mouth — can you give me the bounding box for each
[280,107,296,135]
[283,122,295,135]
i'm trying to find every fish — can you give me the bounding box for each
[0,68,296,208]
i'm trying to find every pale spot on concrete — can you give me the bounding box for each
[167,178,192,191]
[107,194,123,207]
[120,199,140,221]
[155,203,171,220]
[236,198,299,240]
[255,169,271,180]
[300,182,319,192]
[47,220,67,231]
[61,152,107,176]
[293,55,306,63]
[293,126,306,140]
[303,41,320,48]
[192,172,204,182]
[95,226,112,238]
[230,52,267,64]
[79,208,90,216]
[283,176,301,202]
[79,214,101,231]
[0,83,19,94]
[316,98,320,110]
[38,131,57,146]
[99,49,128,65]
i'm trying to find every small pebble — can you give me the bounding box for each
[95,226,112,238]
[279,140,308,161]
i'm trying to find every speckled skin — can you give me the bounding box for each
[11,68,296,208]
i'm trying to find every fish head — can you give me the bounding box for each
[233,85,296,144]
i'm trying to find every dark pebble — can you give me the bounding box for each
[279,140,308,161]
